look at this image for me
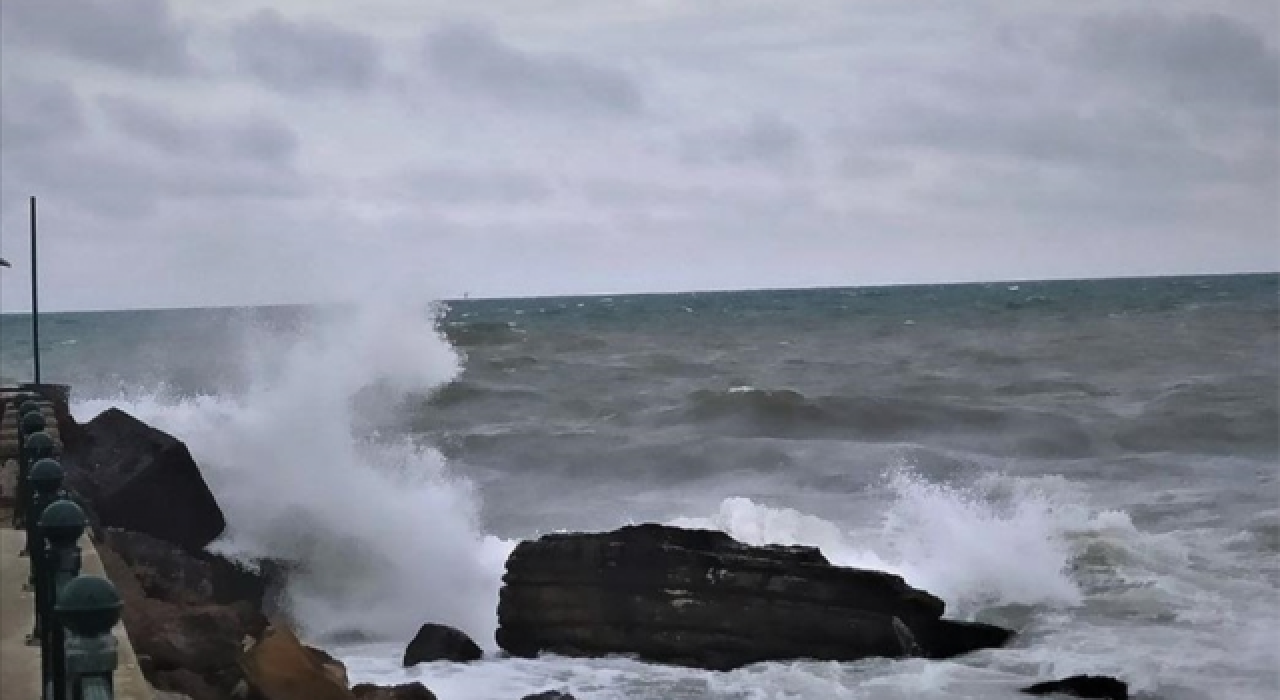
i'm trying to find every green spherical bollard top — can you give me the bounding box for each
[56,576,123,638]
[27,458,64,492]
[23,430,54,455]
[38,499,86,548]
[20,411,46,435]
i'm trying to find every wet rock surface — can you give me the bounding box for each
[497,523,1013,670]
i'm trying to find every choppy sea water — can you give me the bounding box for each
[1,274,1277,699]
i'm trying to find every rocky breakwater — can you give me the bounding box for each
[496,524,1013,671]
[57,406,281,700]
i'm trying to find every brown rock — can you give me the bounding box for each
[104,528,214,605]
[351,683,437,700]
[127,598,248,673]
[154,669,225,700]
[305,645,350,689]
[240,624,355,700]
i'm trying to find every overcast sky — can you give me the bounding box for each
[0,0,1276,311]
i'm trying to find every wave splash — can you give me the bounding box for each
[75,301,513,646]
[674,469,1092,617]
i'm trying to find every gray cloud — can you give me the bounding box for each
[423,22,643,116]
[1,0,194,77]
[1079,12,1279,108]
[2,2,1275,310]
[97,96,299,166]
[5,141,305,222]
[398,167,552,205]
[0,79,85,151]
[681,115,807,167]
[230,9,382,94]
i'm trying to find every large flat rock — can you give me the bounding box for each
[497,523,1012,670]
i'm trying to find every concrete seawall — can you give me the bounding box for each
[1,521,154,699]
[0,386,153,699]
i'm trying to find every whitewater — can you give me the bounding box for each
[3,274,1274,699]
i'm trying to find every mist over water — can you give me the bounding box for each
[5,274,1276,698]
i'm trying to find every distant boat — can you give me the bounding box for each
[0,257,10,268]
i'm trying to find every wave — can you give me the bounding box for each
[1111,376,1279,455]
[678,387,1098,456]
[75,300,512,646]
[672,469,1088,617]
[442,320,525,347]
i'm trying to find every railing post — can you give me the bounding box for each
[26,458,67,645]
[57,576,122,700]
[21,429,55,565]
[39,499,86,700]
[14,402,47,530]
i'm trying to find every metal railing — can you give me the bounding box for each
[15,396,122,700]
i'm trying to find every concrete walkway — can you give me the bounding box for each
[1,520,153,699]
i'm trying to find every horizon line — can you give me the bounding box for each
[0,269,1275,316]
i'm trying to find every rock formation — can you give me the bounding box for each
[403,622,484,666]
[497,523,1012,670]
[1022,675,1129,699]
[64,408,225,552]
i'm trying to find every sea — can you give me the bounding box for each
[1,273,1276,700]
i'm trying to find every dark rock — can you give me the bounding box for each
[403,622,484,665]
[352,682,437,700]
[914,618,1015,659]
[64,408,225,553]
[1022,675,1129,699]
[104,528,215,605]
[496,523,1013,670]
[521,692,576,700]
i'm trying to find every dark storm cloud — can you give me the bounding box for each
[97,95,299,166]
[0,0,194,77]
[0,79,85,150]
[230,9,382,94]
[1079,12,1279,108]
[681,115,807,167]
[422,22,643,116]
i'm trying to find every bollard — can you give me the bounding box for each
[20,429,56,544]
[39,499,87,700]
[26,459,67,639]
[57,576,122,700]
[15,408,48,528]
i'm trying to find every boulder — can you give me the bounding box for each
[153,669,225,700]
[127,598,256,674]
[240,624,355,700]
[104,528,214,605]
[496,524,1012,670]
[403,623,483,666]
[64,408,224,553]
[351,683,437,700]
[305,645,350,689]
[1022,675,1129,699]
